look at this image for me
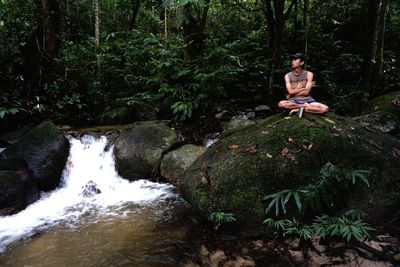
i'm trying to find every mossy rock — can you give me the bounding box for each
[0,121,70,191]
[367,91,400,117]
[114,122,178,180]
[178,113,400,231]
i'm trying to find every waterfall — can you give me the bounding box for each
[0,135,176,253]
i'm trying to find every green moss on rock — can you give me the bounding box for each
[178,113,400,232]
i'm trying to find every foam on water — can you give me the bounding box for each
[0,135,175,252]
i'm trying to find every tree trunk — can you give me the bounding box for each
[129,0,141,30]
[164,5,168,41]
[182,0,211,64]
[93,0,100,46]
[21,0,62,96]
[303,0,308,55]
[262,0,296,90]
[41,0,62,58]
[362,0,390,97]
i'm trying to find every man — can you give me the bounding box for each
[278,52,329,115]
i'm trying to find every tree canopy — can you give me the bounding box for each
[0,0,399,131]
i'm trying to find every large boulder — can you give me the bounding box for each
[360,91,400,136]
[114,122,178,180]
[178,113,400,231]
[160,144,207,185]
[0,121,70,191]
[0,159,39,215]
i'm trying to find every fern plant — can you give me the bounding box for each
[209,212,236,230]
[264,212,375,242]
[263,163,375,243]
[264,162,372,217]
[312,214,375,242]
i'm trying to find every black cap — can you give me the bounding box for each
[292,52,306,61]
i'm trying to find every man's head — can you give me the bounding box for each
[291,52,306,69]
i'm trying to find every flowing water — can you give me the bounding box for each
[0,135,196,266]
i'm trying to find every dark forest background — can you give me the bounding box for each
[0,0,398,132]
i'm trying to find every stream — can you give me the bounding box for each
[0,135,197,266]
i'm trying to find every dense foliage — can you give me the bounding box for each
[0,0,399,131]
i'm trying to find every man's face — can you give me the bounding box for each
[291,58,304,69]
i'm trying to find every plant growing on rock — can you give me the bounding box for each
[263,162,374,243]
[209,211,236,230]
[264,162,371,216]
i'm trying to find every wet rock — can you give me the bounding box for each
[81,181,101,197]
[178,113,400,232]
[0,159,39,214]
[0,126,33,145]
[0,121,70,191]
[354,111,399,135]
[160,144,206,186]
[114,122,178,180]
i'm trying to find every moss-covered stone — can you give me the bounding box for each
[367,91,400,117]
[114,122,178,180]
[0,121,70,191]
[178,113,400,232]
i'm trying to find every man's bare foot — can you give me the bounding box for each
[289,109,299,115]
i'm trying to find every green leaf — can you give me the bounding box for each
[293,192,302,212]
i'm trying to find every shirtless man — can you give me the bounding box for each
[278,52,329,115]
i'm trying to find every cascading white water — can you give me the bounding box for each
[0,135,176,253]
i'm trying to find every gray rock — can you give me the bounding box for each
[0,121,70,191]
[224,116,255,131]
[354,111,399,135]
[114,122,178,180]
[0,159,39,213]
[160,144,206,185]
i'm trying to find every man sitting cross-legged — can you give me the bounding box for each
[278,52,329,115]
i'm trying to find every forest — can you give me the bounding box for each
[0,0,398,131]
[0,0,400,266]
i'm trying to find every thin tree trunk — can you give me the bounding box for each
[129,0,141,30]
[263,0,296,91]
[21,0,61,96]
[164,6,168,41]
[41,0,62,58]
[362,0,390,97]
[303,0,308,55]
[93,0,100,46]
